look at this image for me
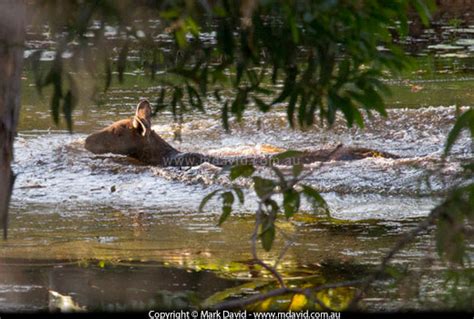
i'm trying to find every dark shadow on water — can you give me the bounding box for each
[0,258,244,312]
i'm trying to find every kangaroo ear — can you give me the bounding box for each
[135,99,152,121]
[133,99,152,136]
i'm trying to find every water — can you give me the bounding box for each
[1,18,474,312]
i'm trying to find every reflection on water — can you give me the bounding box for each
[0,259,242,312]
[1,204,445,311]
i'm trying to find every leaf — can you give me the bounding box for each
[254,97,271,112]
[222,101,229,132]
[445,109,474,155]
[62,90,75,132]
[214,89,222,102]
[185,17,200,37]
[264,199,279,216]
[412,0,433,26]
[174,28,187,48]
[271,166,287,188]
[286,90,298,128]
[199,66,208,95]
[217,19,234,57]
[272,150,303,161]
[260,223,275,251]
[301,185,329,216]
[283,189,300,218]
[273,66,297,105]
[230,164,255,180]
[232,187,244,204]
[231,89,247,121]
[366,88,387,117]
[253,176,275,199]
[297,91,309,127]
[186,83,204,112]
[292,164,303,177]
[117,42,128,83]
[51,85,62,125]
[219,192,234,226]
[199,190,219,212]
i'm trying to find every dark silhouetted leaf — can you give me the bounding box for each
[283,189,300,218]
[199,190,219,212]
[222,101,229,131]
[292,164,303,177]
[230,164,255,180]
[260,223,275,251]
[301,185,329,216]
[219,191,234,225]
[445,109,474,155]
[117,42,129,83]
[232,187,244,204]
[272,150,303,161]
[253,177,275,199]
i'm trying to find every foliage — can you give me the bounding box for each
[200,157,329,252]
[26,0,474,310]
[28,0,434,131]
[436,109,474,266]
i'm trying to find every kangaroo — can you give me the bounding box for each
[85,99,399,166]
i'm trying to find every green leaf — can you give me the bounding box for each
[199,190,219,212]
[271,166,287,188]
[253,177,275,199]
[264,199,279,216]
[160,9,180,19]
[272,150,303,161]
[292,164,303,177]
[231,89,247,121]
[445,109,474,155]
[174,28,187,48]
[412,0,433,26]
[185,17,200,37]
[230,164,255,180]
[219,192,234,226]
[283,189,300,218]
[232,187,245,204]
[260,223,275,251]
[301,185,329,216]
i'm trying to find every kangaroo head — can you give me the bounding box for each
[85,99,154,155]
